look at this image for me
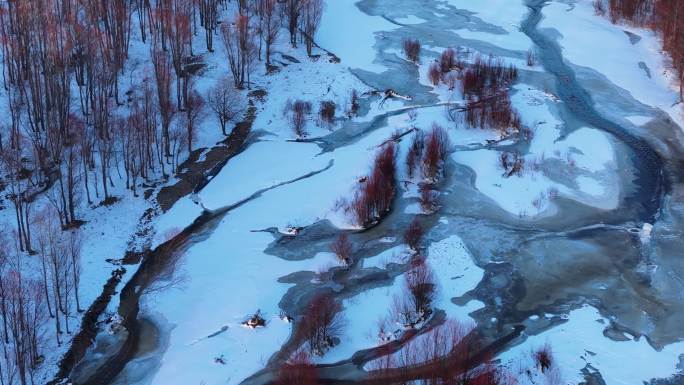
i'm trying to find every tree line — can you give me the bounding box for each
[0,0,327,384]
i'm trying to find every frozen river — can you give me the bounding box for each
[70,1,684,384]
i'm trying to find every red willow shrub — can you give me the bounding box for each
[390,258,436,327]
[527,49,536,66]
[440,48,457,73]
[653,1,684,100]
[464,90,522,134]
[403,38,421,63]
[389,259,436,328]
[499,151,524,177]
[534,343,553,373]
[300,293,344,356]
[404,218,424,251]
[286,99,313,138]
[391,290,419,328]
[430,48,464,89]
[461,55,518,99]
[349,89,360,116]
[368,318,482,384]
[605,0,651,23]
[319,100,336,126]
[331,233,353,265]
[350,142,397,226]
[428,62,441,86]
[419,184,438,212]
[365,341,397,373]
[422,124,450,181]
[274,350,318,385]
[406,257,436,321]
[406,130,424,179]
[459,56,521,134]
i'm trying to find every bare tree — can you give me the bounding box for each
[184,82,205,152]
[152,45,176,161]
[0,231,13,341]
[258,0,281,68]
[300,0,323,55]
[5,266,48,385]
[284,0,304,47]
[199,0,219,51]
[207,77,244,135]
[67,230,83,313]
[0,144,34,253]
[169,0,192,109]
[221,14,257,89]
[286,100,312,138]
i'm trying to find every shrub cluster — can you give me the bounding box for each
[300,293,343,356]
[403,38,421,63]
[350,143,397,227]
[319,100,336,126]
[422,124,450,181]
[464,90,522,134]
[461,55,518,99]
[285,99,313,138]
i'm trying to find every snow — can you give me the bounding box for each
[362,245,408,269]
[499,305,684,385]
[320,282,402,364]
[575,176,605,197]
[199,140,327,210]
[625,115,653,126]
[142,224,334,385]
[560,127,616,173]
[428,235,484,304]
[446,0,532,52]
[395,15,426,25]
[153,197,204,248]
[427,234,486,322]
[198,110,414,231]
[540,0,684,129]
[639,222,654,244]
[317,0,397,72]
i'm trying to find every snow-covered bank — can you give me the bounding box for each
[499,305,684,385]
[446,0,532,52]
[453,84,620,218]
[540,0,684,129]
[318,0,397,72]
